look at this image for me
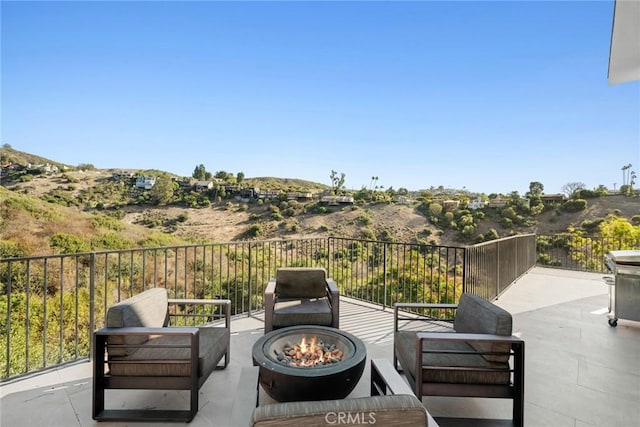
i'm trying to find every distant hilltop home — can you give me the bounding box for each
[540,194,567,203]
[287,191,314,201]
[320,195,354,205]
[392,195,413,205]
[441,199,460,211]
[195,180,214,191]
[27,163,59,174]
[486,198,509,208]
[468,198,486,210]
[134,176,156,190]
[257,189,282,200]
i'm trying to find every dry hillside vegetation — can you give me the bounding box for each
[2,167,638,251]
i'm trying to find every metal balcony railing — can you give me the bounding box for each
[4,233,604,382]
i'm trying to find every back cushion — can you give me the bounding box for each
[454,293,512,362]
[106,287,169,356]
[275,268,328,298]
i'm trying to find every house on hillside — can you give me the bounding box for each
[540,194,566,203]
[287,192,314,202]
[195,180,214,191]
[468,198,486,210]
[257,190,282,200]
[27,163,59,175]
[320,195,354,205]
[238,188,259,200]
[486,199,509,208]
[392,195,414,205]
[134,176,156,190]
[442,199,460,211]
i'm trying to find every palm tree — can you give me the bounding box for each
[621,163,632,186]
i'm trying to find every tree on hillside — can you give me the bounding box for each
[237,172,245,185]
[621,163,633,187]
[193,164,212,181]
[526,181,544,198]
[193,164,207,180]
[561,182,585,198]
[150,175,175,205]
[369,176,378,191]
[330,170,346,195]
[215,170,232,181]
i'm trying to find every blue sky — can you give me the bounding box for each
[2,1,639,195]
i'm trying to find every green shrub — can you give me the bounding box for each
[0,240,27,258]
[562,199,587,212]
[91,215,124,231]
[138,233,181,248]
[49,233,90,254]
[247,224,264,238]
[360,227,375,240]
[92,232,133,250]
[358,212,372,225]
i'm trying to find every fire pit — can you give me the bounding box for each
[252,325,367,402]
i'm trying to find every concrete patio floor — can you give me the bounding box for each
[1,266,639,427]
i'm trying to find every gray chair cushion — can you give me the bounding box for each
[272,298,333,328]
[454,293,512,362]
[395,330,511,385]
[251,395,428,427]
[108,327,229,377]
[275,268,328,299]
[105,288,170,356]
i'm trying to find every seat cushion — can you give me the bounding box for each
[108,326,229,378]
[275,267,328,298]
[395,331,510,385]
[105,288,170,356]
[251,395,428,427]
[454,293,513,362]
[272,298,333,328]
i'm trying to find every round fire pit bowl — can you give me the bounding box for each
[252,325,367,402]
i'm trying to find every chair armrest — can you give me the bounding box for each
[416,332,523,344]
[326,278,339,295]
[394,303,458,332]
[264,279,277,332]
[326,278,340,328]
[265,279,277,297]
[96,326,199,337]
[371,358,415,396]
[168,298,231,328]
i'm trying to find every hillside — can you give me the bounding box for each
[1,146,638,256]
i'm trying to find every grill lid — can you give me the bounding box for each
[606,250,640,266]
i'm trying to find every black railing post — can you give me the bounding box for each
[326,237,332,274]
[383,242,388,309]
[247,244,252,317]
[462,247,468,294]
[89,252,96,362]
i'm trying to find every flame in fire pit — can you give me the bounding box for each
[274,335,344,367]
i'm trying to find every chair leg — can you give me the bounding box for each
[514,395,524,427]
[189,381,199,422]
[92,334,105,420]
